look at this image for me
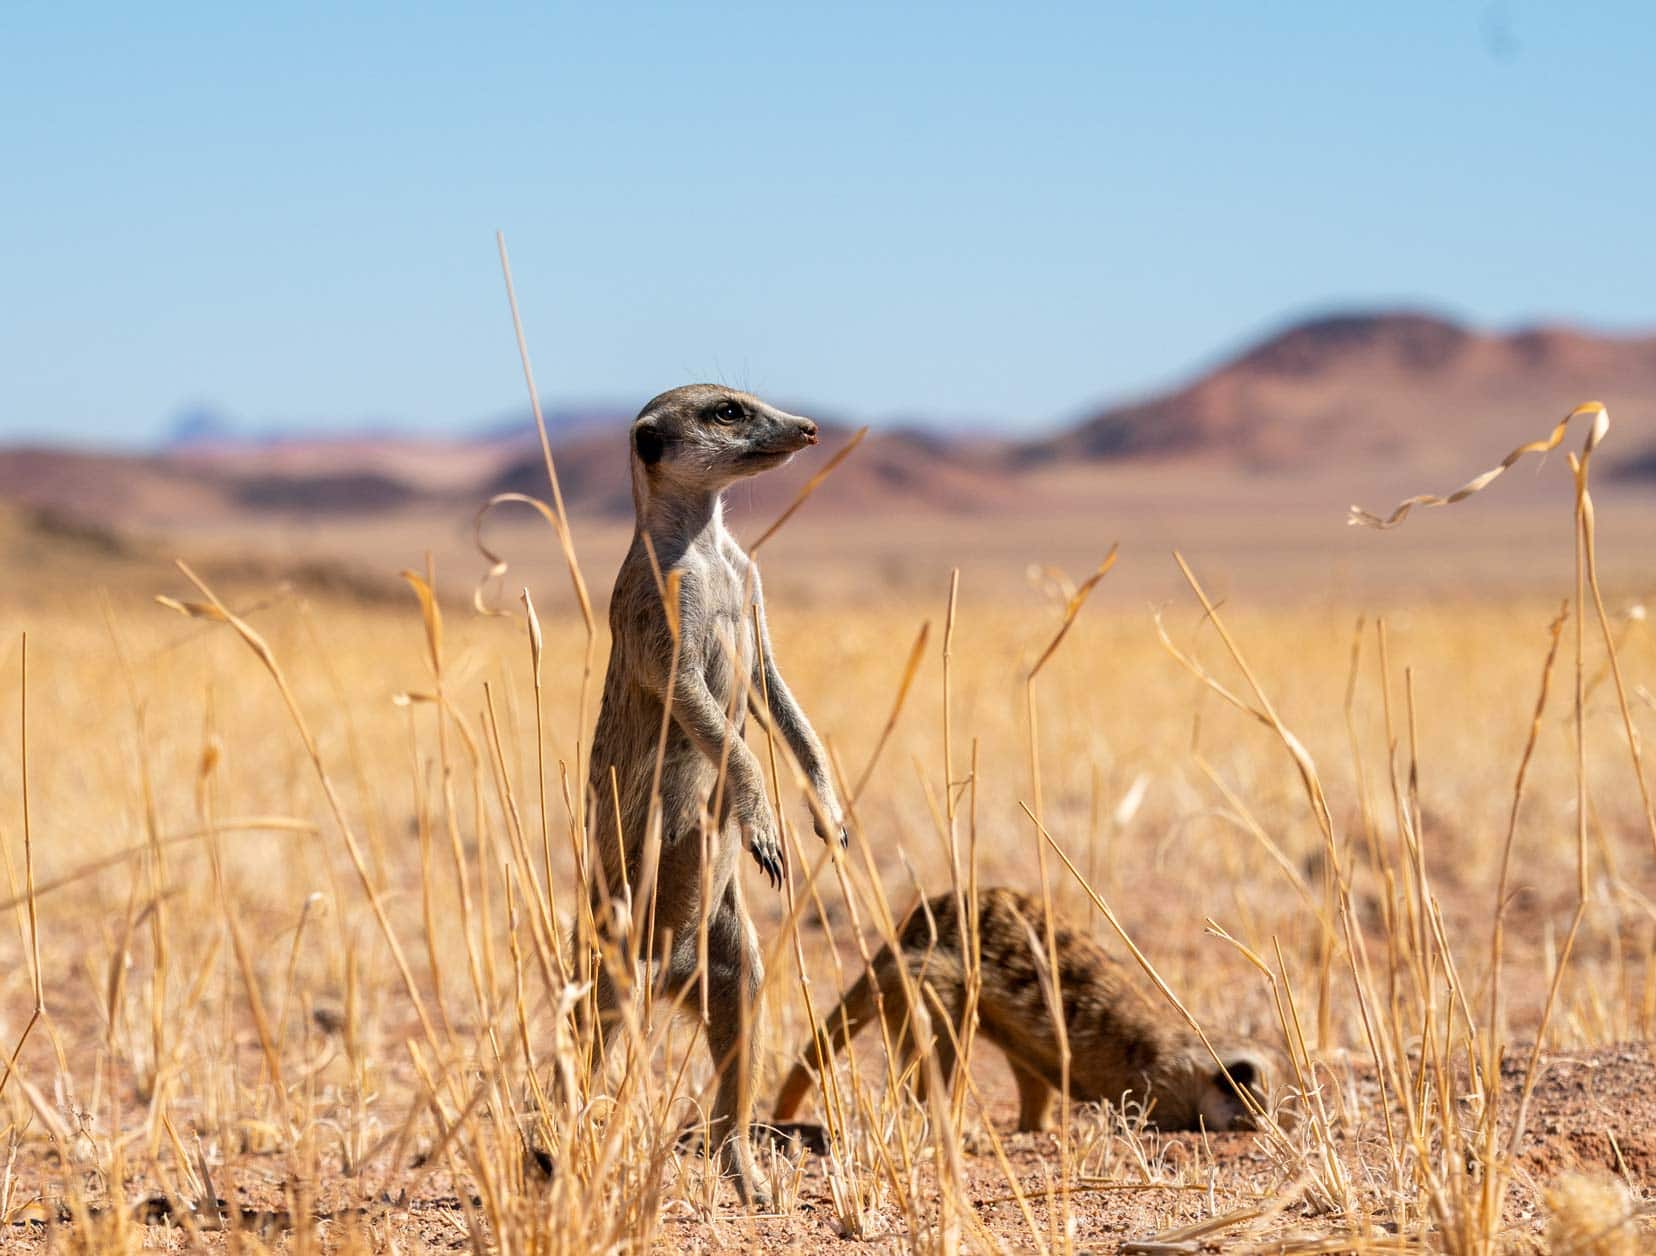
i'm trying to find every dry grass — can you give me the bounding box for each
[0,406,1653,1253]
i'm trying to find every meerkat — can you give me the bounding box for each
[583,384,846,1208]
[773,888,1272,1133]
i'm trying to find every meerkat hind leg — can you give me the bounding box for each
[699,881,771,1208]
[576,925,629,1082]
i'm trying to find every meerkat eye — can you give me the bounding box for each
[710,400,744,425]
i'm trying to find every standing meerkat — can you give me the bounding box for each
[774,888,1272,1133]
[584,384,846,1208]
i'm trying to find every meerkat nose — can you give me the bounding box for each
[800,420,819,444]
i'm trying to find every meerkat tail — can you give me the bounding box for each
[772,962,886,1120]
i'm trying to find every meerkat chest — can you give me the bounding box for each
[685,536,758,696]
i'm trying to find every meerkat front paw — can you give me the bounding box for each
[741,813,786,890]
[810,793,849,849]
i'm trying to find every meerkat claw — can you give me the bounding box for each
[749,841,784,889]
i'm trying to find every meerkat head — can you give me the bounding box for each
[629,384,819,500]
[1187,1046,1273,1131]
[1136,1043,1273,1132]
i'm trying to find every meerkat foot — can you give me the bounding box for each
[814,815,850,848]
[807,795,848,849]
[720,1133,773,1210]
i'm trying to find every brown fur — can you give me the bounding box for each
[582,385,845,1208]
[774,888,1271,1132]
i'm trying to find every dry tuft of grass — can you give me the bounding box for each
[1544,1174,1649,1256]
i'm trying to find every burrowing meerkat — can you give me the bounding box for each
[774,888,1272,1133]
[584,384,846,1208]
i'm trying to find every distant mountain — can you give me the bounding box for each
[1614,445,1656,482]
[162,403,628,455]
[0,446,230,526]
[1024,310,1656,475]
[6,309,1654,538]
[164,403,243,448]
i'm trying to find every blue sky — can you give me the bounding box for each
[3,2,1653,446]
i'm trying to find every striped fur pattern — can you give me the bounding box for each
[774,888,1270,1132]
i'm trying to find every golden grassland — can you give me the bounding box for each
[0,413,1654,1252]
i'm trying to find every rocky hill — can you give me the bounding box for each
[5,310,1654,538]
[1025,311,1656,476]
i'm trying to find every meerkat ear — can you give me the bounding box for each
[633,420,666,466]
